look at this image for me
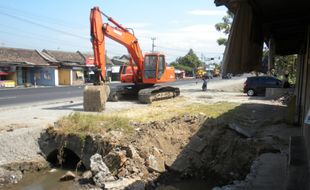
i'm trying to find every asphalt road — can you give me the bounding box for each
[0,78,211,107]
[0,76,247,108]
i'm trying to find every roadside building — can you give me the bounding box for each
[40,49,86,85]
[215,0,310,187]
[0,47,58,87]
[81,53,113,83]
[111,55,130,81]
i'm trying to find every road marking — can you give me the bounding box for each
[0,96,17,100]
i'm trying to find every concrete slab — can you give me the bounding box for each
[214,153,287,190]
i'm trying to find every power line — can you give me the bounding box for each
[0,5,88,28]
[0,11,89,41]
[0,8,222,61]
[0,31,90,51]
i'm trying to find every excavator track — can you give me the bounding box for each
[138,86,180,104]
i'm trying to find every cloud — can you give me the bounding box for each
[136,24,225,61]
[123,22,151,29]
[105,23,226,62]
[188,9,226,16]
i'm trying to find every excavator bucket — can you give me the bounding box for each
[83,85,110,112]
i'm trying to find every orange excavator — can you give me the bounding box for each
[89,7,180,103]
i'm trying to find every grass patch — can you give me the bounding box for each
[56,112,132,138]
[120,98,239,122]
[54,98,239,137]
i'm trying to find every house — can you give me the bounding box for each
[79,52,114,82]
[111,55,130,81]
[40,49,86,85]
[0,47,58,87]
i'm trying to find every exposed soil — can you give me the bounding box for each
[36,102,298,189]
[0,77,300,189]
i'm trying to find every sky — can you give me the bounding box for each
[0,0,228,63]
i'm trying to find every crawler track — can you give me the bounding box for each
[108,85,180,104]
[138,86,180,104]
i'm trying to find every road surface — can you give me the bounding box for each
[0,77,247,129]
[0,78,222,108]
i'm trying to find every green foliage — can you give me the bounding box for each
[170,62,192,72]
[274,55,297,84]
[215,11,233,46]
[170,49,203,74]
[56,112,132,138]
[217,38,228,46]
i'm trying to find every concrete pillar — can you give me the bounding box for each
[54,69,59,86]
[268,38,275,75]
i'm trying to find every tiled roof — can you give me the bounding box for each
[0,47,49,65]
[38,51,58,63]
[43,49,85,64]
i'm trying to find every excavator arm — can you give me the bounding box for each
[90,7,106,83]
[90,7,144,83]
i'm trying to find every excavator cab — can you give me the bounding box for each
[143,53,166,82]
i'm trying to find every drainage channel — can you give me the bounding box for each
[5,147,86,190]
[5,169,78,190]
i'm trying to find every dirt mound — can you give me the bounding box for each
[37,102,292,189]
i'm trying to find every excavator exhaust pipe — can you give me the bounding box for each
[83,85,110,112]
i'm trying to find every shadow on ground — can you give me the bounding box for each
[43,103,83,111]
[145,103,299,190]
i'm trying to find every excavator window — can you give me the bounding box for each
[157,55,165,79]
[144,55,157,79]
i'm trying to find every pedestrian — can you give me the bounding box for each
[202,78,207,91]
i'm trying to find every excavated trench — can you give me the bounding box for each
[5,103,293,190]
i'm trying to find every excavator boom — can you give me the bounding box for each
[90,7,143,83]
[88,6,180,104]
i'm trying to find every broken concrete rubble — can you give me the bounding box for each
[103,176,141,190]
[0,167,23,186]
[146,155,165,173]
[82,170,92,179]
[126,145,139,159]
[90,153,115,187]
[228,123,254,138]
[103,149,127,173]
[59,171,76,181]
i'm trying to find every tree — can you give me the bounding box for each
[176,49,202,69]
[170,62,192,73]
[170,49,203,75]
[274,55,297,84]
[215,11,233,46]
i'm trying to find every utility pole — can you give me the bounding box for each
[151,37,156,52]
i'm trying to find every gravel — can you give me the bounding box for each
[0,126,44,166]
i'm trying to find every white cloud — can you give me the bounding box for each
[137,24,225,61]
[123,22,151,29]
[188,9,226,16]
[105,23,226,62]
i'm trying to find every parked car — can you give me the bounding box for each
[243,76,282,96]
